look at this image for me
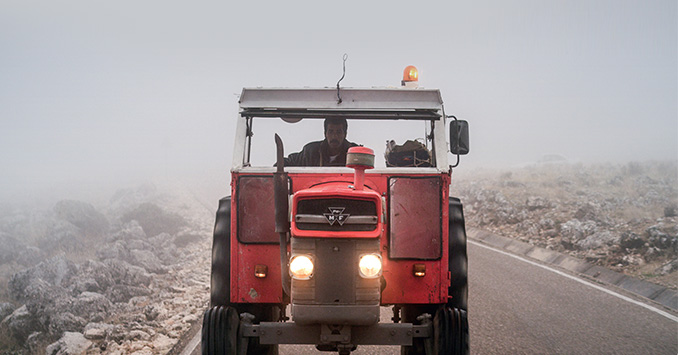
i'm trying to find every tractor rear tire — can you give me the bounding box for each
[433,307,469,355]
[448,198,468,311]
[211,197,232,307]
[202,305,239,355]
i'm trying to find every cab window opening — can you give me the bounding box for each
[245,117,437,168]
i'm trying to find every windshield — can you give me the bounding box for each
[245,118,436,168]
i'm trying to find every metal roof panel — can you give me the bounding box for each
[239,87,443,110]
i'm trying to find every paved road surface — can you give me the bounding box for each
[186,241,678,354]
[468,241,676,354]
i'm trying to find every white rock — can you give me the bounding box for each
[151,333,176,352]
[46,332,92,355]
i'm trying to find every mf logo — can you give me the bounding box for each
[324,207,350,226]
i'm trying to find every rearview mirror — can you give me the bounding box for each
[449,120,469,155]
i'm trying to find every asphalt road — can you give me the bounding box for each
[467,241,676,354]
[187,241,678,354]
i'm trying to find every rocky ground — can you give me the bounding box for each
[0,184,214,354]
[452,160,678,290]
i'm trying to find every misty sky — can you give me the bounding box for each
[1,0,676,201]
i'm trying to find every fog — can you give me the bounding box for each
[1,0,676,204]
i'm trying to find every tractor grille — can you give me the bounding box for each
[291,238,380,306]
[315,239,355,304]
[295,198,378,232]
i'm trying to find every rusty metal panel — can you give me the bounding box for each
[388,177,442,259]
[232,175,283,303]
[233,243,283,303]
[380,259,443,304]
[237,175,278,243]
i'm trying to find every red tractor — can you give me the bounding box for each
[203,69,470,354]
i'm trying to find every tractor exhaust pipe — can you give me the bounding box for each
[274,134,291,297]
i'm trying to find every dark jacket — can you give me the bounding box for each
[284,139,358,167]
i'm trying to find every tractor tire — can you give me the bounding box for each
[211,197,232,307]
[433,307,469,355]
[448,197,468,311]
[202,305,239,355]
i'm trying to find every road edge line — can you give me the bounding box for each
[469,238,678,323]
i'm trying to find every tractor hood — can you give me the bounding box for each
[290,182,383,239]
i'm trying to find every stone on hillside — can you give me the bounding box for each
[129,249,167,274]
[9,255,77,307]
[656,259,678,275]
[0,302,14,321]
[68,276,101,295]
[106,324,127,343]
[560,219,598,249]
[10,269,66,307]
[127,329,151,341]
[150,233,182,264]
[143,305,161,321]
[69,292,111,321]
[1,305,40,342]
[151,232,174,246]
[574,202,600,221]
[107,220,146,243]
[14,254,77,291]
[53,200,109,236]
[83,322,113,340]
[127,238,153,251]
[620,231,644,250]
[526,196,550,211]
[576,231,620,250]
[539,218,555,229]
[173,231,202,248]
[47,312,87,337]
[106,284,152,303]
[96,240,130,261]
[46,332,92,355]
[121,203,187,238]
[43,220,84,253]
[647,225,678,252]
[26,331,51,354]
[151,333,175,353]
[103,259,152,286]
[15,278,71,331]
[69,260,114,294]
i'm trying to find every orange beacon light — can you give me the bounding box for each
[401,65,419,87]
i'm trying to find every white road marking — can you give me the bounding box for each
[469,239,678,323]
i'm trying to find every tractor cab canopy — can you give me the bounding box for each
[232,87,452,173]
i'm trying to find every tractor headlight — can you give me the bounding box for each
[289,254,314,280]
[358,254,382,279]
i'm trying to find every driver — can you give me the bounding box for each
[284,118,358,166]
